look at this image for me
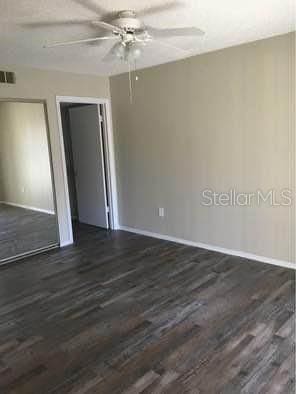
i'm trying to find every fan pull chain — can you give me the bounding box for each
[128,59,139,104]
[128,61,133,104]
[134,60,139,82]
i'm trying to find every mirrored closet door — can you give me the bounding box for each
[0,100,59,263]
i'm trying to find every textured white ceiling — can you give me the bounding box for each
[0,0,295,76]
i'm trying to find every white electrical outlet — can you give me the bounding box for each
[158,207,165,217]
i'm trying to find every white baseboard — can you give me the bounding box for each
[119,225,296,270]
[0,201,55,216]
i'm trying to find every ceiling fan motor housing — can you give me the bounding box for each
[112,10,144,32]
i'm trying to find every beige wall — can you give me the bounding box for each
[0,66,110,244]
[110,33,295,264]
[0,102,54,212]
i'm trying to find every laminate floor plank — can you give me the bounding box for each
[0,224,294,393]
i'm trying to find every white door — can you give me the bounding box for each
[68,105,109,229]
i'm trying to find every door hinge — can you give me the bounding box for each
[99,114,103,123]
[106,206,110,213]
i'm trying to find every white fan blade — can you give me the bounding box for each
[23,19,94,28]
[44,36,116,48]
[147,26,205,38]
[137,1,183,17]
[103,42,122,63]
[102,43,118,63]
[154,40,190,55]
[103,50,115,63]
[73,0,108,16]
[134,36,151,45]
[91,21,124,34]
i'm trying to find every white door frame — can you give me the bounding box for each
[56,96,119,246]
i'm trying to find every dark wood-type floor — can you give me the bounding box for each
[0,224,295,393]
[0,204,58,262]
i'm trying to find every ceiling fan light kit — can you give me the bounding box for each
[113,42,143,62]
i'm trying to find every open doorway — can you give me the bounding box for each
[58,100,114,242]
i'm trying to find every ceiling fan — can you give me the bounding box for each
[44,7,205,63]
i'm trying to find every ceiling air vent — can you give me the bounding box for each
[0,71,16,84]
